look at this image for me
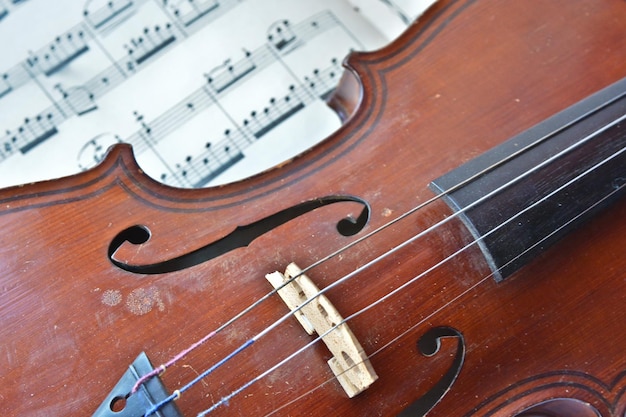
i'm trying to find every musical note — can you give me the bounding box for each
[171,130,246,187]
[304,58,341,100]
[246,86,307,139]
[54,84,98,116]
[0,73,11,98]
[0,66,31,101]
[4,111,61,155]
[206,50,257,93]
[0,135,16,162]
[26,24,91,77]
[75,12,340,166]
[1,68,126,158]
[1,8,181,101]
[83,0,136,30]
[126,23,177,65]
[0,4,8,22]
[0,67,127,157]
[133,110,154,137]
[167,0,220,27]
[91,49,339,188]
[0,9,342,162]
[267,19,299,52]
[0,26,93,100]
[0,0,425,190]
[86,68,127,98]
[205,11,339,94]
[166,79,320,188]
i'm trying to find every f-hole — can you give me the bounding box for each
[108,195,370,274]
[397,326,465,416]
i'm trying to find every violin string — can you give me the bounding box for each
[130,97,621,395]
[131,125,544,395]
[145,116,626,415]
[262,179,626,417]
[143,113,626,416]
[198,144,626,416]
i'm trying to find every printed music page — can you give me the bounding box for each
[0,0,435,189]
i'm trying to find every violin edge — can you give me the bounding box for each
[0,0,460,211]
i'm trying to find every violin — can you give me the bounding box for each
[1,0,625,416]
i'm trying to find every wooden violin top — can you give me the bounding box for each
[0,1,625,416]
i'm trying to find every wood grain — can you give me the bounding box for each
[0,0,625,415]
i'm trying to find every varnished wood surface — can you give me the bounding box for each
[1,1,625,416]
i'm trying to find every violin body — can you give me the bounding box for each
[1,1,625,416]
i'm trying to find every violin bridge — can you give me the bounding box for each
[266,263,378,397]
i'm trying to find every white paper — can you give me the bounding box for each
[0,0,434,189]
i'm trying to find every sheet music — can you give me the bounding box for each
[0,0,435,189]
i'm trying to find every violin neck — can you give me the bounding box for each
[431,77,626,281]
